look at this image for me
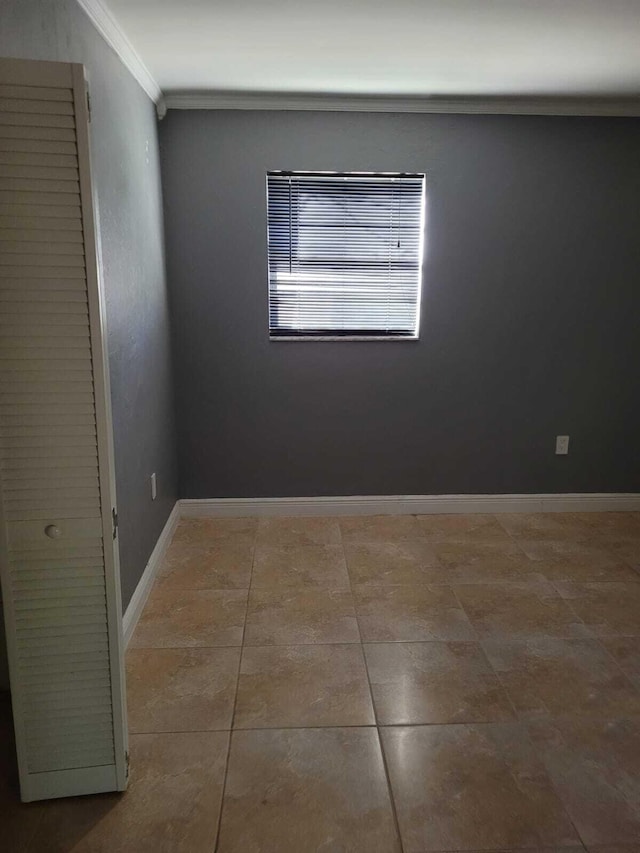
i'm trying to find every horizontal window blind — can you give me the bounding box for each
[267,171,424,338]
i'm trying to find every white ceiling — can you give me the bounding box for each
[104,0,640,99]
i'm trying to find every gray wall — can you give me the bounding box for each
[160,110,640,498]
[1,0,178,609]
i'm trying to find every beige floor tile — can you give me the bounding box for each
[424,849,585,853]
[339,514,423,543]
[130,587,247,648]
[417,513,511,543]
[483,638,640,719]
[455,581,589,639]
[516,540,639,583]
[434,540,541,583]
[381,723,580,852]
[601,637,640,688]
[27,732,229,853]
[567,512,640,542]
[586,847,640,853]
[244,587,359,645]
[217,728,401,853]
[251,543,349,588]
[529,718,640,845]
[364,641,514,724]
[345,539,446,585]
[156,539,253,590]
[555,582,640,636]
[126,647,240,732]
[174,517,257,545]
[255,516,341,546]
[426,849,586,853]
[234,644,374,728]
[354,584,475,642]
[606,541,640,572]
[498,513,588,541]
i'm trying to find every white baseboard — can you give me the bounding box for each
[122,502,179,647]
[180,492,640,518]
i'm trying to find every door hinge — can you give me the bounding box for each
[125,750,130,779]
[86,88,92,122]
[112,507,118,539]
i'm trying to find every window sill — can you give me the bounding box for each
[269,335,420,342]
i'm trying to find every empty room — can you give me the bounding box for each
[1,0,639,851]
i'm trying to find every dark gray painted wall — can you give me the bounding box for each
[0,0,178,610]
[160,110,640,498]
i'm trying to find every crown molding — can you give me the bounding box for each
[75,0,164,107]
[163,91,640,116]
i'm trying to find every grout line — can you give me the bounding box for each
[367,702,406,852]
[426,546,594,853]
[212,728,232,853]
[504,534,640,587]
[547,581,600,639]
[129,635,626,651]
[476,639,521,723]
[212,527,257,852]
[149,575,640,590]
[517,718,589,851]
[589,635,640,695]
[340,521,406,853]
[127,714,640,737]
[338,523,365,647]
[482,524,610,850]
[448,582,481,642]
[230,534,256,731]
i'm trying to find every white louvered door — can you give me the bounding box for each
[0,58,128,802]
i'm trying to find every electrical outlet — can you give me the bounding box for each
[151,472,157,500]
[555,435,570,455]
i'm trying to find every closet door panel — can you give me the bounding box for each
[0,58,127,802]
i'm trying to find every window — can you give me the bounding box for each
[266,171,425,339]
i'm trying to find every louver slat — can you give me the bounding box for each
[0,85,74,102]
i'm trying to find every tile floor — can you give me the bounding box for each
[2,511,640,852]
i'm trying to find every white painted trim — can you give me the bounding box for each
[72,61,129,794]
[163,92,640,117]
[75,0,164,106]
[22,764,118,804]
[123,502,180,647]
[180,493,640,518]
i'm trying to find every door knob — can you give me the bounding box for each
[44,524,62,539]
